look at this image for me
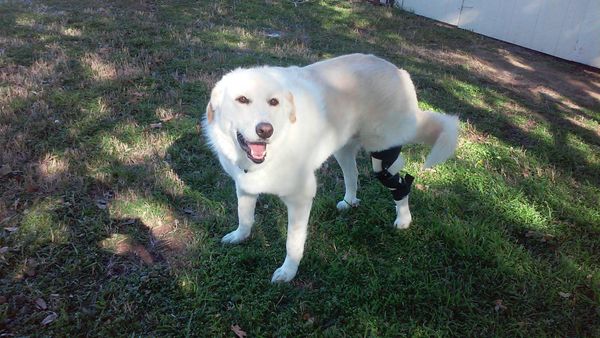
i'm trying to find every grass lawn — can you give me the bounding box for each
[1,0,599,336]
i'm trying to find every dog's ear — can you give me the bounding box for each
[286,91,296,124]
[206,102,215,123]
[206,81,224,123]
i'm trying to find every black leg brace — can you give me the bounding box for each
[371,146,414,201]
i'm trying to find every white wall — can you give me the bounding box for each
[400,0,463,26]
[397,0,600,68]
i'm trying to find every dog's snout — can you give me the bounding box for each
[256,122,274,139]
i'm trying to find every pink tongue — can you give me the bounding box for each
[248,143,266,158]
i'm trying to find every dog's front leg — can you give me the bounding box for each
[222,186,257,244]
[271,195,313,283]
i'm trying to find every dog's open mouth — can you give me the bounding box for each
[237,132,267,164]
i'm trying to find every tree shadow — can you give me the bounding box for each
[404,58,599,186]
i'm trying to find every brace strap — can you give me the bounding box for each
[371,145,402,171]
[375,171,414,201]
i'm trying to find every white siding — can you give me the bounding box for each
[397,0,600,68]
[400,0,463,26]
[572,0,600,67]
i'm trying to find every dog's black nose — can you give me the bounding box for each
[255,122,273,139]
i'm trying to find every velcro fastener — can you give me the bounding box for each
[374,170,400,188]
[374,172,414,201]
[371,145,402,170]
[391,173,414,201]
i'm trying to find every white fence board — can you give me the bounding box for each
[459,0,518,42]
[572,0,600,67]
[553,0,588,61]
[531,0,571,54]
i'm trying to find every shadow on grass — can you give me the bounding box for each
[287,156,597,335]
[393,52,599,186]
[1,0,599,336]
[163,128,598,336]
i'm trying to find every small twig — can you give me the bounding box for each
[275,295,285,307]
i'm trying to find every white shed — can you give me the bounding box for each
[397,0,600,68]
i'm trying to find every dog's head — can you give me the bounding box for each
[204,67,296,169]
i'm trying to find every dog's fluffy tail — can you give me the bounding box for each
[415,110,460,169]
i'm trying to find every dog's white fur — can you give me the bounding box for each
[203,54,459,282]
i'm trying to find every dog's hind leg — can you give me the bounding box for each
[371,146,414,229]
[333,140,361,210]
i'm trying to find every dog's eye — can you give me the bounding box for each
[268,98,279,106]
[236,96,250,104]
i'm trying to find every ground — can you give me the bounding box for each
[0,0,599,336]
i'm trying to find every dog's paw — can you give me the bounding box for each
[336,198,360,211]
[221,229,250,244]
[393,216,411,229]
[271,265,298,283]
[394,197,412,229]
[393,211,412,229]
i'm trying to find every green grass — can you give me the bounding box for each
[1,0,599,336]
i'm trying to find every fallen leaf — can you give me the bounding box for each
[558,292,571,298]
[494,299,507,312]
[4,227,18,232]
[14,294,27,306]
[303,313,315,325]
[25,266,36,277]
[182,207,201,219]
[0,246,9,254]
[35,298,48,310]
[150,122,162,129]
[25,184,39,193]
[96,199,108,209]
[0,165,12,176]
[231,324,247,338]
[41,312,57,325]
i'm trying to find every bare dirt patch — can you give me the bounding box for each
[471,46,600,112]
[414,42,600,115]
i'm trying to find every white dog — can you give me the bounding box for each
[203,54,459,282]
